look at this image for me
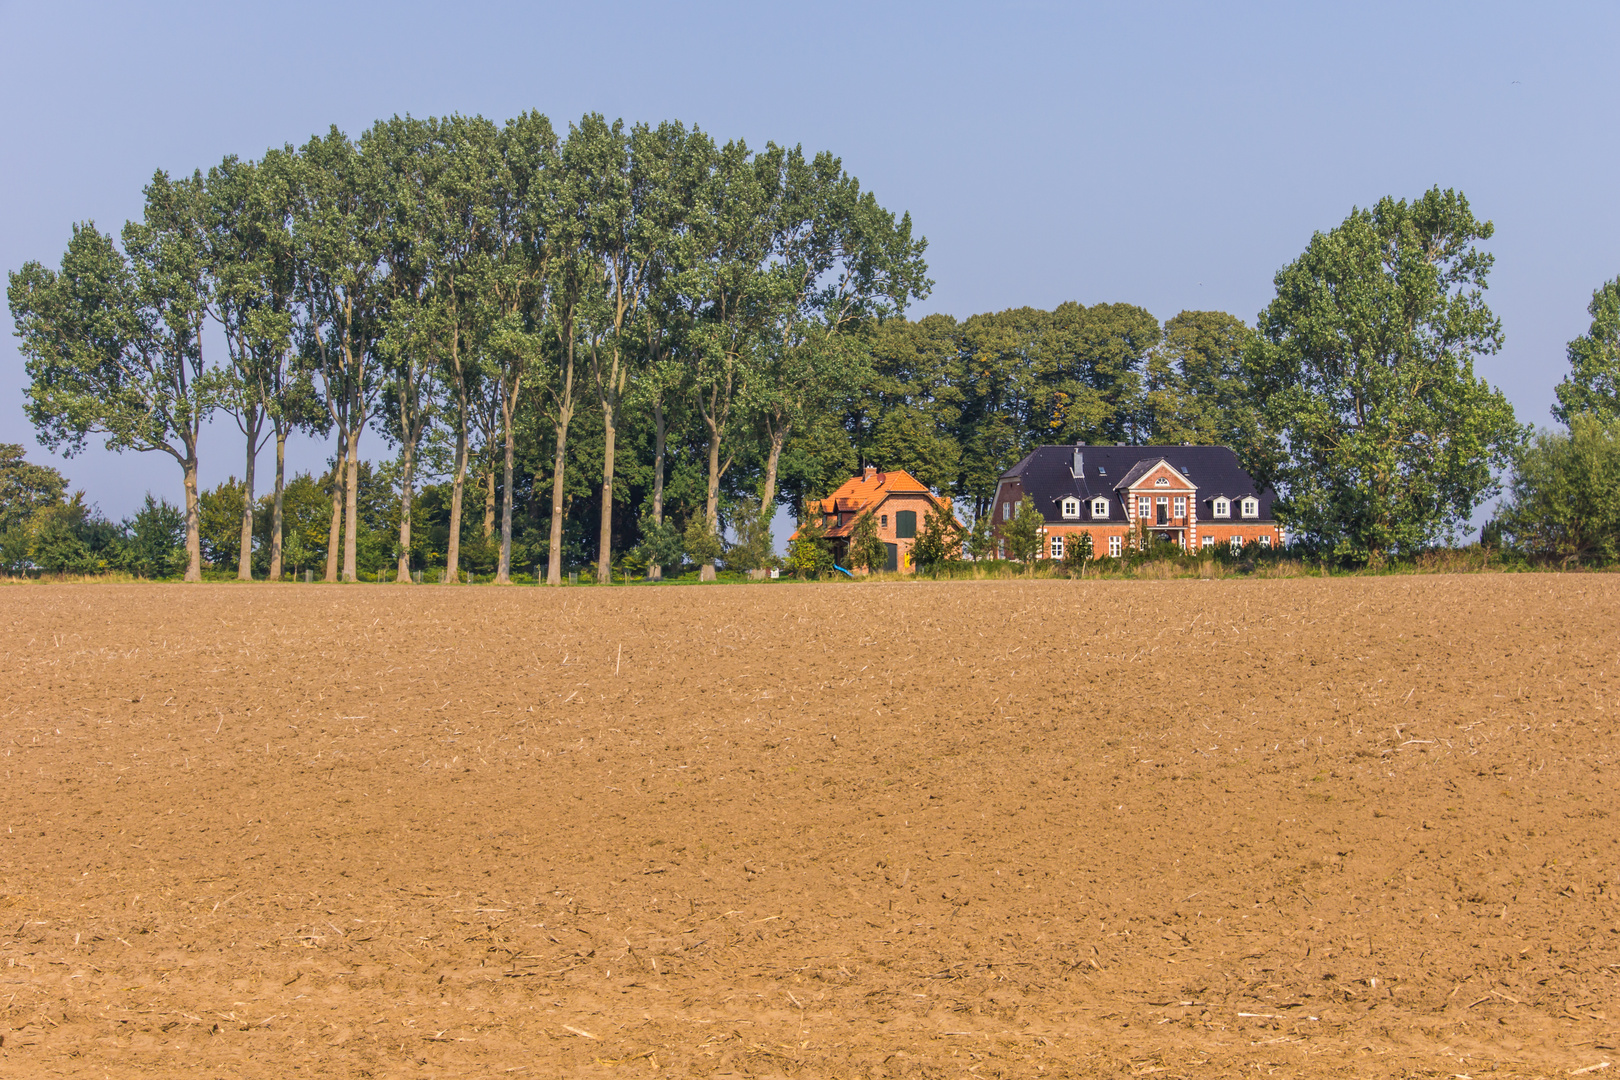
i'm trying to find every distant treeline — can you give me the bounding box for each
[10,110,1615,578]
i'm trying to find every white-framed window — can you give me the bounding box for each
[1137,496,1151,518]
[1091,497,1109,518]
[1155,476,1169,486]
[1230,535,1243,553]
[1241,497,1259,518]
[1060,497,1080,519]
[1108,535,1122,557]
[1002,501,1011,521]
[1201,535,1214,549]
[1212,497,1230,518]
[1155,496,1169,525]
[880,514,888,528]
[1260,534,1272,547]
[1050,535,1064,559]
[1173,496,1186,519]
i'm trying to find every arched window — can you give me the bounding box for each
[1155,477,1169,486]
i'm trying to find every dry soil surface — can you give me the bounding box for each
[1,577,1617,1078]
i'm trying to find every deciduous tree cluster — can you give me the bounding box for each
[9,131,1551,574]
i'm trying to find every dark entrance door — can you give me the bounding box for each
[884,543,898,572]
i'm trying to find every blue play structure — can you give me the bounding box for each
[833,564,853,577]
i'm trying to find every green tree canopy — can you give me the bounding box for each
[1498,413,1620,565]
[0,444,68,533]
[1552,277,1620,424]
[1246,187,1522,561]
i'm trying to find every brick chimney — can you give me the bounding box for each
[863,465,878,481]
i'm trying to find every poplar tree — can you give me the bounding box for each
[10,172,220,581]
[1247,187,1522,560]
[487,111,557,583]
[295,127,388,582]
[1552,277,1620,424]
[370,116,442,583]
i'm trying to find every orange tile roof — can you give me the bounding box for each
[814,469,933,515]
[795,468,955,540]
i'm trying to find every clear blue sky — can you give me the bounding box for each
[3,0,1616,520]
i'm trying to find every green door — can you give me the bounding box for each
[884,543,898,572]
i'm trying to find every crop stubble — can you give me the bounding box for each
[0,577,1617,1078]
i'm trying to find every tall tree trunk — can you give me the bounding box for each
[268,425,287,581]
[496,393,517,584]
[324,430,347,583]
[397,437,416,584]
[761,416,789,524]
[702,413,722,583]
[648,394,665,581]
[182,451,202,583]
[446,423,468,584]
[342,417,360,583]
[596,392,618,584]
[482,462,496,539]
[546,339,576,586]
[237,408,262,581]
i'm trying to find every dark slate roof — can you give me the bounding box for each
[1001,444,1277,522]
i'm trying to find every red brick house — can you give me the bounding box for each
[796,466,961,573]
[991,444,1282,559]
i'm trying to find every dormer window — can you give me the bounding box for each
[1241,496,1259,519]
[1060,497,1080,519]
[1155,477,1169,486]
[1091,498,1109,519]
[1212,497,1230,519]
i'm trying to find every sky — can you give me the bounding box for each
[2,0,1617,524]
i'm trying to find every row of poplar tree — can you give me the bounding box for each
[13,110,1579,575]
[8,113,929,583]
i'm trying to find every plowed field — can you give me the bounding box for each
[1,577,1617,1078]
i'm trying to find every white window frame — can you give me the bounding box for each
[1050,535,1064,559]
[1241,497,1259,519]
[1230,535,1243,553]
[1260,534,1272,547]
[1091,497,1109,518]
[1173,496,1186,519]
[1155,476,1169,486]
[1002,501,1011,521]
[1108,535,1122,557]
[1212,497,1230,519]
[1060,497,1080,519]
[1137,497,1151,518]
[1201,535,1214,549]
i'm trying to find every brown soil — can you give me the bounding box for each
[1,577,1617,1078]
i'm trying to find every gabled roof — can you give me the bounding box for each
[800,468,956,539]
[998,444,1276,523]
[1112,457,1193,491]
[814,468,933,517]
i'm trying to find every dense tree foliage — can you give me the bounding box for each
[1552,277,1620,424]
[12,132,1537,576]
[1245,188,1522,561]
[1497,413,1620,565]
